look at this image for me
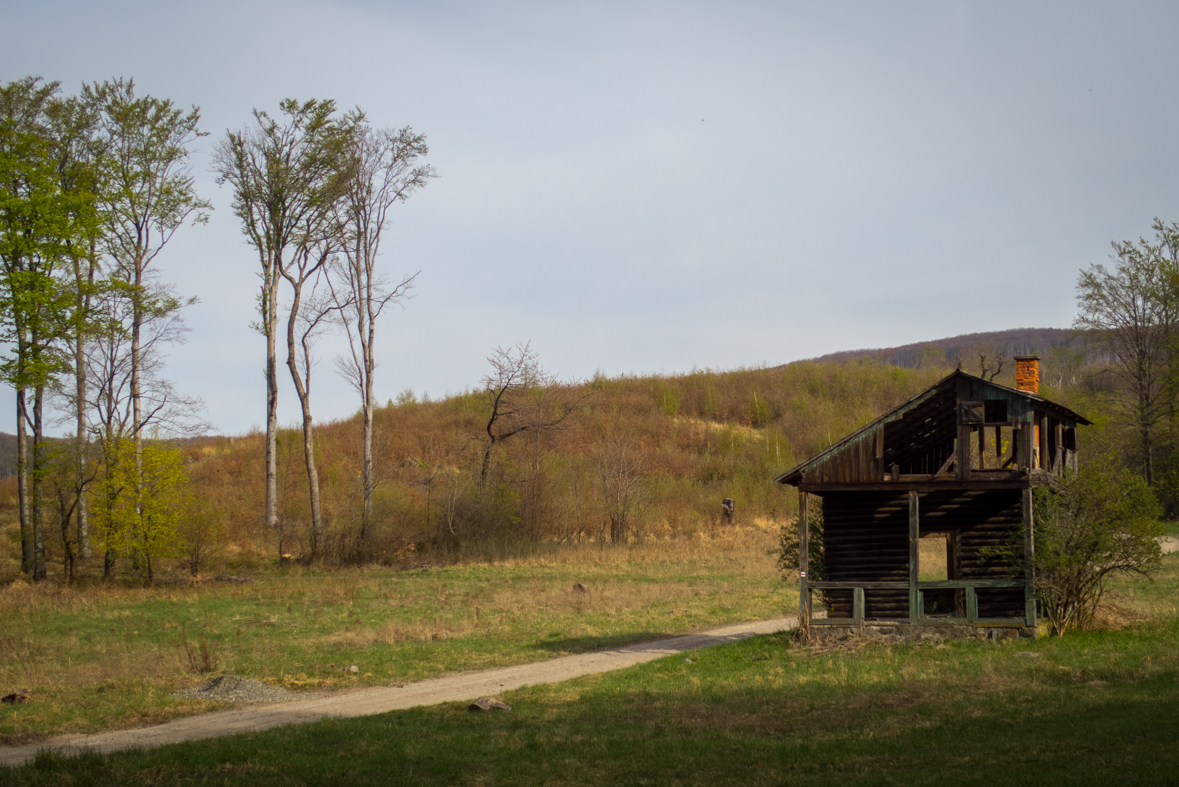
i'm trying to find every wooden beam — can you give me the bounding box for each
[876,428,885,480]
[909,490,920,622]
[1022,487,1036,627]
[957,377,972,480]
[1061,424,1070,473]
[932,452,956,480]
[1038,414,1049,471]
[957,424,972,480]
[798,479,1032,493]
[808,581,910,590]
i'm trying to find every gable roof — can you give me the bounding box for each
[775,369,1090,486]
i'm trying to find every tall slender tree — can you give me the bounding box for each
[44,91,103,560]
[0,77,94,579]
[330,123,434,547]
[215,99,354,543]
[280,224,339,560]
[1075,219,1179,486]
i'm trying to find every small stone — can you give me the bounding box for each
[468,697,511,712]
[573,582,588,592]
[346,665,359,674]
[683,658,694,664]
[1,690,32,704]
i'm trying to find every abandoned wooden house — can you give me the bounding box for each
[776,356,1089,635]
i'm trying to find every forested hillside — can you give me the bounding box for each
[805,327,1086,369]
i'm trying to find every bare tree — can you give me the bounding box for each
[330,123,434,545]
[214,99,354,534]
[596,433,646,543]
[1075,219,1179,485]
[961,341,1006,381]
[281,245,339,561]
[478,343,578,486]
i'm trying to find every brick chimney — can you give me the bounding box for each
[1014,356,1040,394]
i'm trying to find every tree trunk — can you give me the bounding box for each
[361,295,375,541]
[74,246,95,558]
[265,274,279,532]
[285,284,323,560]
[16,388,30,575]
[32,386,45,581]
[131,261,144,541]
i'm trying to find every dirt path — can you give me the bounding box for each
[0,617,796,767]
[1161,536,1179,555]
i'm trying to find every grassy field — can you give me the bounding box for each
[2,543,1177,784]
[2,551,1176,785]
[0,526,788,744]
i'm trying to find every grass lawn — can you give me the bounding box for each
[2,546,1177,784]
[0,526,788,744]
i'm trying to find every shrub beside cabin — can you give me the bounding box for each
[776,357,1089,635]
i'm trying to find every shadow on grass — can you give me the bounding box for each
[8,673,1179,786]
[531,632,673,654]
[532,628,767,656]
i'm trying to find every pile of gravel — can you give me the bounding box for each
[172,675,300,704]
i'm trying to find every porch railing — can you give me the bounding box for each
[803,580,1029,627]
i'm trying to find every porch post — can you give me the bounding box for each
[799,488,809,626]
[1022,487,1036,627]
[908,490,920,622]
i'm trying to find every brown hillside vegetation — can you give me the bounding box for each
[112,362,950,571]
[0,350,1105,579]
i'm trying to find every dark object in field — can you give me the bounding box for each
[214,575,254,583]
[721,498,735,523]
[1,689,31,704]
[468,697,511,712]
[573,582,588,592]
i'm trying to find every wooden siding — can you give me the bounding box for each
[819,489,1025,621]
[823,492,910,619]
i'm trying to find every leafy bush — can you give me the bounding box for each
[1034,454,1163,634]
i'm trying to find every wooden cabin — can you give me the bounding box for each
[776,357,1089,633]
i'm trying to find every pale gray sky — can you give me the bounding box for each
[4,2,1179,435]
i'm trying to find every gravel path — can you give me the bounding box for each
[0,617,796,767]
[170,675,304,705]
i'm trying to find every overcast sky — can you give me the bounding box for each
[4,2,1179,435]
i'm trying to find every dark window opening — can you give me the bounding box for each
[984,399,1008,424]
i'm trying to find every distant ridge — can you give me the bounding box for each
[799,327,1082,369]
